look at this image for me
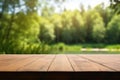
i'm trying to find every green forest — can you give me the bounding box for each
[0,0,120,54]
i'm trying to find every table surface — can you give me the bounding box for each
[0,54,120,71]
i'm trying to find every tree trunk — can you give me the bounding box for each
[0,0,8,29]
[5,3,16,41]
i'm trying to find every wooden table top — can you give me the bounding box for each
[0,54,120,71]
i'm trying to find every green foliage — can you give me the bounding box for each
[0,0,120,54]
[0,0,55,54]
[92,11,106,42]
[106,15,120,43]
[52,43,82,53]
[110,0,120,14]
[0,41,53,54]
[94,3,114,27]
[71,10,86,43]
[52,43,120,53]
[56,43,66,52]
[81,43,106,48]
[84,10,94,42]
[39,17,55,42]
[106,44,120,49]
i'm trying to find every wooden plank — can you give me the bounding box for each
[48,54,73,71]
[0,54,120,71]
[0,55,26,61]
[67,54,113,71]
[0,55,32,67]
[0,55,45,71]
[0,55,39,61]
[18,55,55,71]
[81,54,120,71]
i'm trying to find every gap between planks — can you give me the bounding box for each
[18,55,56,71]
[0,55,45,71]
[79,54,120,71]
[66,54,114,71]
[0,54,120,71]
[48,54,74,71]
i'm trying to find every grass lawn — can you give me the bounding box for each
[63,51,120,54]
[51,43,120,54]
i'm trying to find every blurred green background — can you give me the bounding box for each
[0,0,120,54]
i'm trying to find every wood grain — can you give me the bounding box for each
[48,54,73,71]
[18,55,55,71]
[67,54,114,71]
[0,54,120,71]
[81,54,120,71]
[0,55,44,71]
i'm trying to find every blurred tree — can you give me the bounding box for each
[71,10,85,43]
[0,0,20,53]
[39,17,55,43]
[94,3,114,27]
[61,11,73,43]
[80,3,85,15]
[92,12,106,43]
[106,14,120,43]
[23,0,39,12]
[84,10,94,43]
[51,14,63,43]
[5,0,20,40]
[41,6,55,17]
[0,0,120,54]
[110,0,120,14]
[0,0,42,53]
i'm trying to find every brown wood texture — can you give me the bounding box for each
[0,54,120,71]
[67,54,113,71]
[48,54,73,71]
